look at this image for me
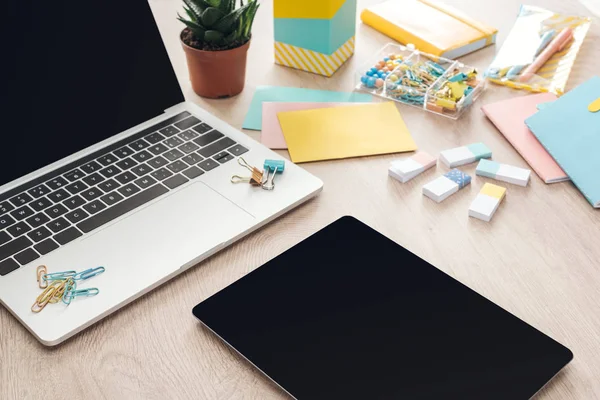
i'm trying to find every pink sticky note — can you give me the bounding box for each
[260,102,366,150]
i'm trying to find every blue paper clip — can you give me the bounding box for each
[63,281,99,305]
[73,266,105,281]
[264,160,285,173]
[43,270,76,282]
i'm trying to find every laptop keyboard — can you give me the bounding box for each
[0,112,248,277]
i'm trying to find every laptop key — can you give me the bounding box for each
[99,165,122,178]
[148,156,169,168]
[14,248,40,266]
[163,149,184,162]
[81,187,103,202]
[166,161,188,173]
[64,169,85,182]
[198,159,219,172]
[149,143,168,155]
[0,232,10,246]
[46,217,69,233]
[193,130,223,147]
[27,227,52,243]
[0,215,16,230]
[182,153,203,165]
[198,137,236,158]
[77,184,169,234]
[178,142,199,154]
[97,179,120,193]
[45,204,69,219]
[216,153,234,164]
[100,192,124,206]
[9,193,33,207]
[28,184,51,198]
[0,258,19,276]
[174,116,200,130]
[83,200,107,215]
[131,164,153,177]
[132,150,152,162]
[178,130,198,141]
[26,213,50,228]
[47,188,69,203]
[118,183,141,197]
[129,139,150,151]
[11,205,34,221]
[7,222,31,238]
[46,176,69,190]
[0,202,15,215]
[164,137,184,148]
[54,227,83,246]
[134,176,157,190]
[150,168,173,181]
[0,236,32,262]
[80,161,103,174]
[115,157,138,170]
[34,239,59,256]
[228,144,249,157]
[115,171,137,185]
[192,123,213,135]
[182,166,204,180]
[163,174,188,190]
[63,195,86,210]
[145,132,165,144]
[65,181,89,195]
[113,146,134,159]
[82,172,105,186]
[97,154,118,166]
[159,126,180,137]
[30,197,52,212]
[65,208,89,224]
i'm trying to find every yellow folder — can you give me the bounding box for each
[277,102,417,163]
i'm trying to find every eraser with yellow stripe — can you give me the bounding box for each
[469,183,506,222]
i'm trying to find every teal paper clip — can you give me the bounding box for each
[73,266,105,281]
[449,73,468,82]
[43,270,76,282]
[264,160,285,173]
[63,283,99,305]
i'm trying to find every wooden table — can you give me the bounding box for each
[2,0,599,398]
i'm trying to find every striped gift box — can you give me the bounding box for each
[273,0,357,77]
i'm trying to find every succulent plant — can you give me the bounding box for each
[179,0,259,48]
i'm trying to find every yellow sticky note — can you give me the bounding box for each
[277,102,417,163]
[481,183,506,200]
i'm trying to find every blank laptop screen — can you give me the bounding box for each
[1,0,184,187]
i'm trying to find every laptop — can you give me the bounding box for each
[0,0,322,346]
[193,216,573,399]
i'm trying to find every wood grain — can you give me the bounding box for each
[2,0,600,399]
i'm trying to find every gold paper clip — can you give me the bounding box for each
[31,279,69,313]
[37,265,48,289]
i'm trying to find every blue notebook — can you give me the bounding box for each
[526,76,600,208]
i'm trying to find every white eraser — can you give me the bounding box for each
[440,142,492,167]
[476,159,530,187]
[469,183,506,222]
[389,152,437,183]
[423,169,471,203]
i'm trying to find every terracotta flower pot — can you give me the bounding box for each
[181,31,250,99]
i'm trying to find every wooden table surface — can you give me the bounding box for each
[2,0,600,399]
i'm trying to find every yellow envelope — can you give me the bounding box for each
[277,102,417,163]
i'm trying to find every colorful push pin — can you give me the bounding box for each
[264,159,285,173]
[588,97,600,113]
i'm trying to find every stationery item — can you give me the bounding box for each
[277,102,417,163]
[261,102,365,149]
[589,98,600,112]
[526,76,600,208]
[440,143,491,168]
[62,281,99,306]
[519,28,573,82]
[356,43,486,119]
[243,86,372,131]
[469,183,507,222]
[476,159,531,187]
[481,93,568,183]
[389,152,437,183]
[231,158,264,186]
[193,216,573,400]
[485,5,591,95]
[36,265,48,289]
[274,0,357,77]
[423,169,471,203]
[360,0,497,59]
[264,159,285,173]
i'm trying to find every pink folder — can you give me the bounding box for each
[260,102,365,150]
[482,93,569,184]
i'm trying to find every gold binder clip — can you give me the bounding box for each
[231,157,264,186]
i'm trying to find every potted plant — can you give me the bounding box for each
[179,0,259,99]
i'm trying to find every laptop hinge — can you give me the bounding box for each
[164,102,187,114]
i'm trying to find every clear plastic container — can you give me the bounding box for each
[355,43,486,119]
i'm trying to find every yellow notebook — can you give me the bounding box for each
[277,102,417,163]
[360,0,497,59]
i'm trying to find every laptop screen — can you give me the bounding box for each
[1,0,184,188]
